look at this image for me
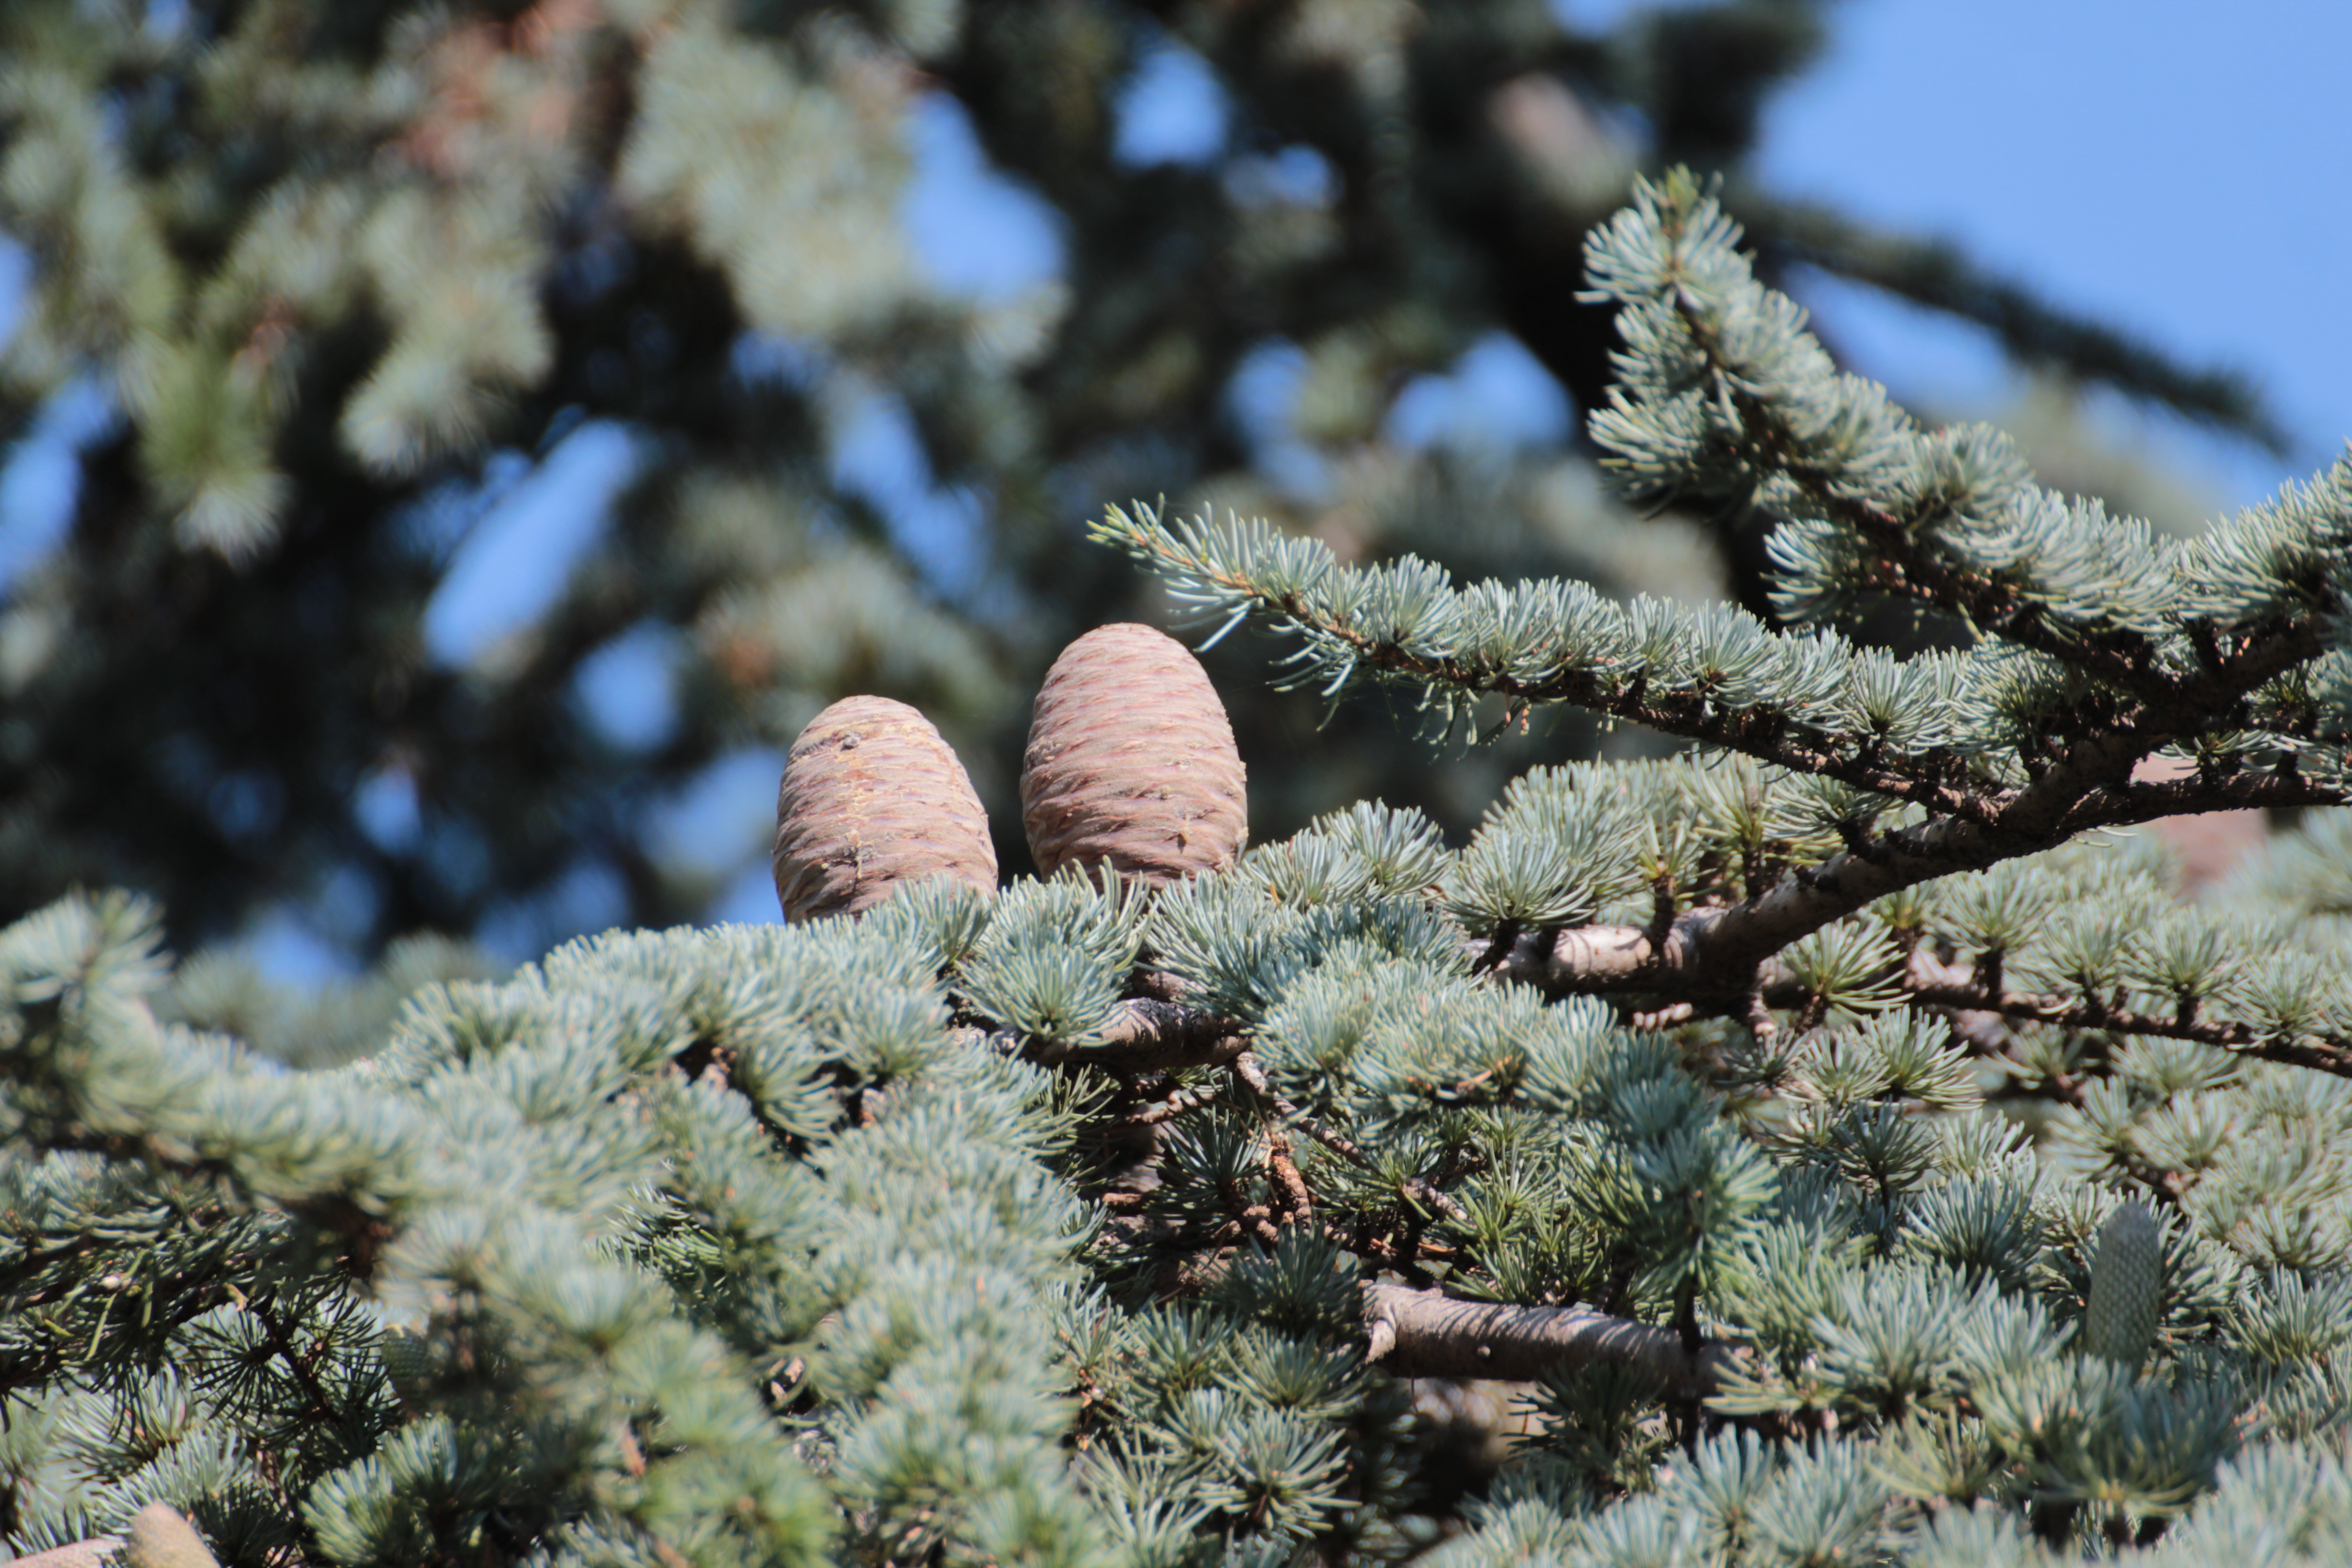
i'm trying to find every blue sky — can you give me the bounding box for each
[1731,0,2352,505]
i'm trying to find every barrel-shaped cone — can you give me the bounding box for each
[774,696,998,921]
[1021,623,1248,885]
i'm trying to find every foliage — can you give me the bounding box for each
[0,0,2284,961]
[0,180,2349,1565]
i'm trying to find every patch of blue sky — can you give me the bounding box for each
[353,765,424,854]
[143,0,189,40]
[730,331,829,391]
[246,861,387,980]
[1751,0,2350,504]
[1114,38,1228,167]
[0,377,117,594]
[573,621,683,753]
[0,235,28,350]
[902,93,1066,301]
[475,856,632,963]
[1553,0,2346,506]
[1386,332,1573,453]
[245,904,363,983]
[420,419,640,666]
[644,745,786,879]
[829,383,990,600]
[710,860,787,926]
[1225,144,1337,209]
[1227,339,1328,499]
[397,448,534,564]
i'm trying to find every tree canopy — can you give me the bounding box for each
[2,170,2351,1566]
[0,0,2285,969]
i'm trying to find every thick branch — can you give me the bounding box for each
[1362,1282,1738,1396]
[1504,751,2343,1005]
[7,1540,122,1568]
[1046,757,2352,1079]
[1020,999,1249,1074]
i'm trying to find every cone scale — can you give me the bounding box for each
[1020,623,1249,886]
[773,696,998,921]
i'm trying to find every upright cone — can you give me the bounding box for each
[124,1504,220,1568]
[774,696,998,921]
[1021,623,1248,885]
[2081,1200,2163,1370]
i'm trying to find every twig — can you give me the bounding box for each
[1230,1053,1470,1225]
[1267,1137,1314,1225]
[1902,952,2352,1078]
[247,1293,345,1432]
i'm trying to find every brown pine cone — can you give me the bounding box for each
[774,696,998,922]
[1021,623,1248,885]
[123,1505,220,1568]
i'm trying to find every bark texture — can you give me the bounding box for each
[7,1542,123,1568]
[1362,1282,1739,1397]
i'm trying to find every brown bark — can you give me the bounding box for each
[1362,1282,1740,1396]
[6,1543,123,1568]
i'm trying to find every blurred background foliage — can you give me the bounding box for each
[0,0,2295,976]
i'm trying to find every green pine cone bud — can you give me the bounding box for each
[2081,1200,2162,1369]
[123,1504,220,1568]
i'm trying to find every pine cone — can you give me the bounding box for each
[7,1540,123,1568]
[1021,623,1248,884]
[2081,1200,2162,1369]
[123,1505,219,1568]
[774,696,998,922]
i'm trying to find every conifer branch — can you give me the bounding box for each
[1232,1053,1470,1224]
[246,1293,349,1434]
[1499,745,2342,1010]
[1902,953,2352,1078]
[1088,509,1989,812]
[1020,998,1250,1073]
[1666,278,2325,713]
[1093,502,2347,838]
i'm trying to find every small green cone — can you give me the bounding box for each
[2081,1200,2163,1370]
[122,1504,220,1568]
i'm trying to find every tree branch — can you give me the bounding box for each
[1362,1282,1739,1396]
[1019,999,1249,1074]
[5,1539,123,1568]
[1500,746,2342,1006]
[1232,1053,1470,1224]
[1659,249,2328,716]
[1902,952,2352,1079]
